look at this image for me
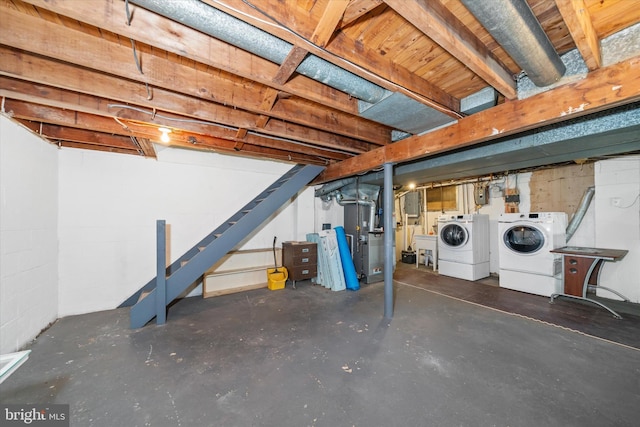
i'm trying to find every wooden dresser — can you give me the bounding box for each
[282,241,317,288]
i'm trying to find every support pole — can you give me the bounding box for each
[383,162,394,318]
[156,220,167,325]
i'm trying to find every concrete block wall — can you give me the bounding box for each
[1,115,318,351]
[57,146,315,317]
[594,156,640,302]
[1,116,59,353]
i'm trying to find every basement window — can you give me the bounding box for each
[426,186,457,211]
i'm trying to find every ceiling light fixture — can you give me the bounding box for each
[158,127,171,143]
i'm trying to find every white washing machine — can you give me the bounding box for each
[437,214,490,281]
[497,212,568,296]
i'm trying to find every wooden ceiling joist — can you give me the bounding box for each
[2,98,353,163]
[0,76,368,157]
[19,0,362,116]
[555,0,602,70]
[272,46,309,85]
[134,137,157,159]
[2,0,639,178]
[314,54,640,183]
[310,0,349,47]
[340,0,384,28]
[37,124,139,149]
[201,0,461,115]
[0,4,392,146]
[0,55,376,155]
[383,0,517,100]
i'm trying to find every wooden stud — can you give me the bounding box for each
[555,0,602,70]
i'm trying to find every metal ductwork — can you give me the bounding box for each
[314,178,357,199]
[460,0,565,87]
[130,0,388,104]
[319,183,380,232]
[130,0,461,135]
[336,198,377,232]
[566,186,595,242]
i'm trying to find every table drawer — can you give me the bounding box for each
[288,254,316,266]
[287,265,317,280]
[282,242,317,257]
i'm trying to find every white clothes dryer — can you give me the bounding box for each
[437,214,490,281]
[497,212,568,296]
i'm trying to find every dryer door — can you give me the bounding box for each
[440,223,469,248]
[503,225,544,254]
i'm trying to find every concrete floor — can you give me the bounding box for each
[2,272,639,426]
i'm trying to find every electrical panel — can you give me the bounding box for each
[404,191,420,216]
[476,185,488,205]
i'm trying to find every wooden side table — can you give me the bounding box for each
[282,241,318,289]
[549,246,629,319]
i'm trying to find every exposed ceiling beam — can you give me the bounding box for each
[383,0,517,99]
[314,54,640,183]
[134,137,157,159]
[271,0,349,86]
[20,0,362,116]
[340,0,384,27]
[0,74,370,156]
[201,0,461,115]
[14,113,332,165]
[14,117,140,156]
[272,46,310,85]
[38,124,140,149]
[555,0,602,70]
[0,6,390,147]
[311,0,349,47]
[2,98,353,162]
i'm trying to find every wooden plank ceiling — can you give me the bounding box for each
[1,0,639,183]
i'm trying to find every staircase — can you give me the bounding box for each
[120,164,324,328]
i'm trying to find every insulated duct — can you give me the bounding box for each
[130,0,388,104]
[314,178,357,199]
[460,0,565,87]
[320,183,380,232]
[566,186,595,242]
[336,197,377,233]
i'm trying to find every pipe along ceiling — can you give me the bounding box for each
[460,0,565,87]
[130,0,564,136]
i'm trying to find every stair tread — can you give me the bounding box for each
[129,165,323,328]
[137,290,152,303]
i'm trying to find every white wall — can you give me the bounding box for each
[57,146,316,316]
[1,114,319,348]
[314,195,344,232]
[476,173,532,273]
[594,156,640,302]
[396,174,534,271]
[0,116,58,353]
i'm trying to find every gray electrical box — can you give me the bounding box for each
[404,191,420,216]
[476,185,488,205]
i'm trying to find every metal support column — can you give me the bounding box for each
[383,162,394,318]
[156,220,167,325]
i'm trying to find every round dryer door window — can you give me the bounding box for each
[440,224,468,248]
[503,226,544,253]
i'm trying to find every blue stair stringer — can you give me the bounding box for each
[120,164,325,328]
